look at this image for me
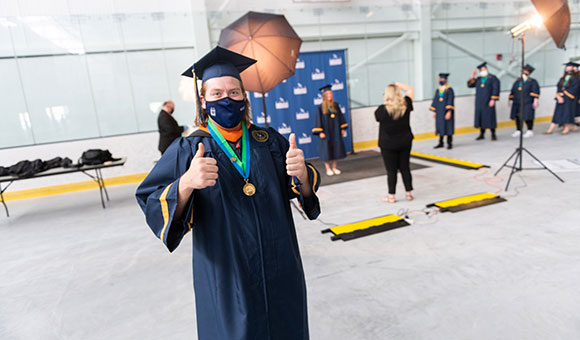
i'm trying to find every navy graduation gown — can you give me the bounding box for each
[312,102,347,162]
[429,85,455,136]
[135,125,321,340]
[467,74,500,129]
[509,78,540,121]
[552,75,579,125]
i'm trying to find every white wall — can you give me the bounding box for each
[1,86,558,191]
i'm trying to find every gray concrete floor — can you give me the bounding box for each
[2,123,580,340]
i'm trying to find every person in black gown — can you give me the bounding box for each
[312,85,348,176]
[136,46,321,340]
[429,73,455,149]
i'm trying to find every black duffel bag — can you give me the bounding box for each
[79,149,120,166]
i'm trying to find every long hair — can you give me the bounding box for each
[384,84,406,120]
[322,93,335,114]
[195,80,252,127]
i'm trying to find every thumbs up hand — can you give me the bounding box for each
[181,143,219,190]
[286,133,307,181]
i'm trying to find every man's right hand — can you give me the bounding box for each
[181,143,218,190]
[471,69,477,79]
[319,133,326,139]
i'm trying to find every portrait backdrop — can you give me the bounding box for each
[249,49,353,159]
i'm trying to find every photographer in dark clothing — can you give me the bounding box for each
[157,100,185,154]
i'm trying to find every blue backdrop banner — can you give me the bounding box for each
[249,49,352,159]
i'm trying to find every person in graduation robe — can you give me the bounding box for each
[311,84,348,176]
[467,62,500,140]
[429,73,455,149]
[157,100,185,154]
[135,46,321,340]
[545,62,580,135]
[508,64,540,138]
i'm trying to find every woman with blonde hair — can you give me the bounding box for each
[374,82,415,203]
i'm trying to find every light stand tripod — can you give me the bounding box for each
[495,32,564,190]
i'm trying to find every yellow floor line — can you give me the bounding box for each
[354,115,552,151]
[2,173,148,202]
[2,116,555,202]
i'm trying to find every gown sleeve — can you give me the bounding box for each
[135,137,197,252]
[491,76,500,101]
[337,103,348,130]
[429,90,437,112]
[530,79,540,98]
[312,106,324,135]
[467,77,477,88]
[445,87,455,112]
[271,128,321,220]
[509,81,517,101]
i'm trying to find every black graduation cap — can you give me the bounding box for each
[477,62,488,70]
[181,46,257,124]
[564,61,580,68]
[182,46,256,81]
[439,73,450,79]
[319,84,332,93]
[523,64,535,74]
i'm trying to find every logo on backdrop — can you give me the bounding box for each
[256,111,272,124]
[329,53,343,66]
[298,133,312,145]
[340,104,346,113]
[282,79,288,83]
[313,93,323,106]
[296,108,310,120]
[331,78,344,91]
[275,97,289,109]
[253,92,269,98]
[296,58,305,69]
[311,68,325,81]
[293,83,308,95]
[278,123,292,135]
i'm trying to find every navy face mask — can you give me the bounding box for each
[439,80,446,86]
[206,97,246,128]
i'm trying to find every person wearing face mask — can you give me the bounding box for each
[136,46,321,340]
[429,73,455,149]
[508,64,540,138]
[545,62,580,135]
[312,84,348,176]
[467,62,500,140]
[157,100,187,154]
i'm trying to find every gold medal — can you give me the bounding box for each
[439,98,443,102]
[243,180,256,196]
[481,84,485,88]
[331,114,335,118]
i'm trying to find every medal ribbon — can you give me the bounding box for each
[480,76,488,85]
[438,87,445,98]
[207,120,250,180]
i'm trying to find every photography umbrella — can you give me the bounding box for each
[531,0,570,49]
[218,11,302,127]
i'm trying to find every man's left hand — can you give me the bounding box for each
[445,111,452,120]
[489,99,496,108]
[286,133,307,183]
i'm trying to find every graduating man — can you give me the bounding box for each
[429,73,455,149]
[508,64,540,138]
[136,46,321,340]
[545,62,580,135]
[467,62,500,141]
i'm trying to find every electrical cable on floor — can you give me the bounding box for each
[473,168,505,194]
[396,207,440,225]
